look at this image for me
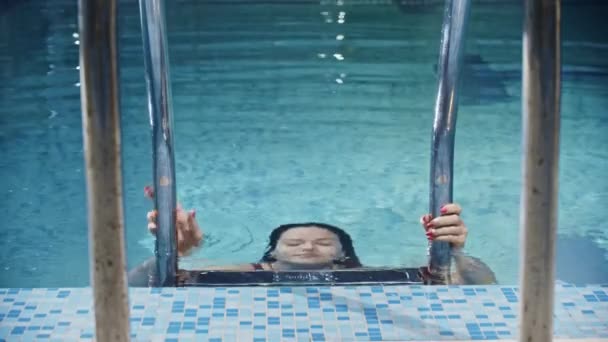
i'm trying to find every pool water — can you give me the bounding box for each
[0,0,607,288]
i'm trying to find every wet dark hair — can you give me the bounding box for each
[260,222,363,268]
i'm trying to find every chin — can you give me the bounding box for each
[292,258,331,265]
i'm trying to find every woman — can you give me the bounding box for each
[128,187,496,285]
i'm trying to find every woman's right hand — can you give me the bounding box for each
[145,186,204,256]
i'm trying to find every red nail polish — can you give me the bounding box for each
[191,210,196,218]
[144,186,154,198]
[425,222,433,229]
[440,206,447,214]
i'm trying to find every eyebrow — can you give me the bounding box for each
[283,238,335,242]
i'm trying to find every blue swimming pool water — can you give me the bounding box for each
[0,0,607,287]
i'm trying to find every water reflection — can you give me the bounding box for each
[1,0,606,288]
[433,54,511,106]
[556,232,608,285]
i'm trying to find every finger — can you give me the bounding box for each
[188,211,203,246]
[176,226,185,245]
[431,234,466,247]
[192,229,203,246]
[419,214,433,225]
[428,225,466,237]
[144,185,155,198]
[176,227,192,256]
[175,217,188,238]
[439,203,462,216]
[426,214,462,229]
[147,210,157,223]
[187,210,198,229]
[148,222,157,235]
[184,230,199,251]
[176,208,191,233]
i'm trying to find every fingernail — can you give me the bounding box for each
[191,210,196,218]
[440,206,447,214]
[426,231,434,238]
[425,222,433,229]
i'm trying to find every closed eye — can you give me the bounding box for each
[315,241,334,246]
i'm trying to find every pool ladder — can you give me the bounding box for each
[77,0,561,341]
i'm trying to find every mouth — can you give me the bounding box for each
[294,254,319,258]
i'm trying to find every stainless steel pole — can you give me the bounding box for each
[519,0,561,341]
[78,0,130,340]
[138,0,178,287]
[427,0,471,284]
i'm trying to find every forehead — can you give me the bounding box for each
[279,227,339,241]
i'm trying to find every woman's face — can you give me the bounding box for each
[273,226,344,267]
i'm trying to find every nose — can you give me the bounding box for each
[301,242,314,250]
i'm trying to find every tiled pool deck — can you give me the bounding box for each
[1,284,607,341]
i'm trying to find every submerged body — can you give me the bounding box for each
[129,194,496,286]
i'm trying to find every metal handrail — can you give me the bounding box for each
[519,0,561,341]
[78,0,130,340]
[427,0,471,284]
[76,0,562,340]
[138,0,178,287]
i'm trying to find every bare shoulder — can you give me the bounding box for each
[183,260,257,271]
[451,254,497,285]
[196,264,257,271]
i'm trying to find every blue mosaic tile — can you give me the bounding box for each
[0,284,607,340]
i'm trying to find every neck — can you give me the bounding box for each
[272,260,335,271]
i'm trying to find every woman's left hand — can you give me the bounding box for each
[420,203,467,249]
